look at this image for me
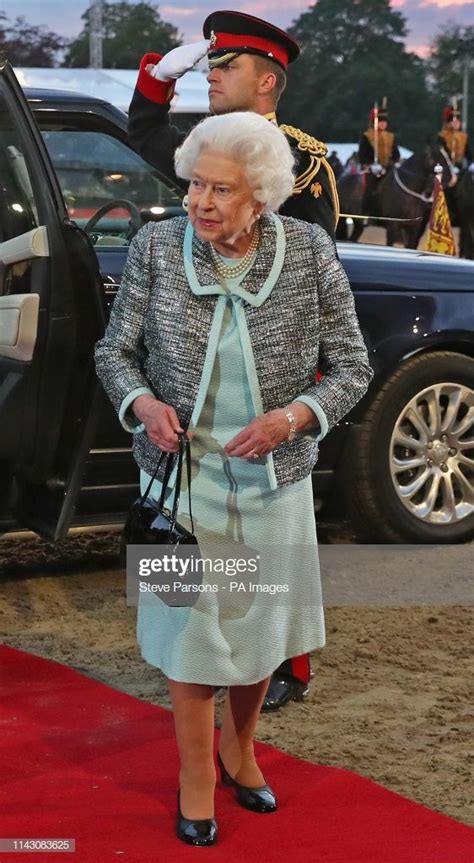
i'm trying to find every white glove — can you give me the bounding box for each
[468,163,474,173]
[369,162,384,177]
[150,40,210,81]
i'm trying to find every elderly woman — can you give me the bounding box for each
[94,112,373,847]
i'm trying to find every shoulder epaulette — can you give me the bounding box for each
[279,124,328,158]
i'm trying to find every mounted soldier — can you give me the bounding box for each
[438,103,473,174]
[437,102,474,256]
[358,99,400,215]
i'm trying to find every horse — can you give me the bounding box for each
[335,169,367,242]
[336,142,454,248]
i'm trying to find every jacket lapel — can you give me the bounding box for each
[188,214,278,295]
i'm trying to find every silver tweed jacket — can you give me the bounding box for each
[94,214,373,487]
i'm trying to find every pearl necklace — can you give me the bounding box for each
[209,221,260,280]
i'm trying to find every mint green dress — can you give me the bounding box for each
[135,219,325,685]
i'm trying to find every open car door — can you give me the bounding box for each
[0,61,106,540]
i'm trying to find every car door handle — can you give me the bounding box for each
[0,226,49,265]
[0,293,39,361]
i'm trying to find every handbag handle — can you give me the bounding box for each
[140,433,195,538]
[168,433,195,537]
[139,447,170,507]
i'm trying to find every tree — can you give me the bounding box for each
[0,15,66,66]
[429,25,474,137]
[291,0,407,66]
[63,1,181,69]
[0,12,8,49]
[280,0,435,150]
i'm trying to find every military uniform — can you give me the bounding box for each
[437,105,473,229]
[127,10,338,709]
[358,103,400,170]
[438,107,472,169]
[128,61,339,238]
[357,106,399,216]
[358,127,400,170]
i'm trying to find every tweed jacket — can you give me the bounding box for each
[94,214,373,488]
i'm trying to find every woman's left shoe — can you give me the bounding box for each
[217,752,277,813]
[176,790,218,846]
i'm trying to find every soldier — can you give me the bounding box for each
[127,10,340,711]
[358,102,400,173]
[128,10,339,239]
[438,105,473,172]
[358,102,400,215]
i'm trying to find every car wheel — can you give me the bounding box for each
[346,351,474,543]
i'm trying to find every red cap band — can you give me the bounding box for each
[211,31,289,68]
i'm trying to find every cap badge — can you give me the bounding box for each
[210,30,217,48]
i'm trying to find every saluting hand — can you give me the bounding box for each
[148,40,210,82]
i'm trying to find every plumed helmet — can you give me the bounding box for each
[443,105,461,123]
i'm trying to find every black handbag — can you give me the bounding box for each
[121,433,203,607]
[121,432,198,554]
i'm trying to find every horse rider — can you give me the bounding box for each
[358,102,400,214]
[127,10,340,712]
[438,105,473,174]
[437,104,473,228]
[358,103,400,174]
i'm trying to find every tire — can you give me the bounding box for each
[345,351,474,543]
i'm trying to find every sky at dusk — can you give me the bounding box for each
[1,0,473,56]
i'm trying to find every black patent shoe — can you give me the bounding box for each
[217,752,277,813]
[261,675,309,712]
[176,790,218,846]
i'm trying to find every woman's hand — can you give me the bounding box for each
[225,403,319,460]
[224,410,289,460]
[132,395,188,452]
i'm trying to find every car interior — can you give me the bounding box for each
[39,122,184,245]
[0,106,43,365]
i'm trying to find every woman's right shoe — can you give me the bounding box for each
[217,752,277,813]
[176,790,218,846]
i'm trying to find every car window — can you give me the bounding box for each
[0,92,40,295]
[39,129,184,248]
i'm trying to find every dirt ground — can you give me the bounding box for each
[0,530,472,828]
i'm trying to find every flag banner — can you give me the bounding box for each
[425,178,456,255]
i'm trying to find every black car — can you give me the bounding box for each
[1,62,473,545]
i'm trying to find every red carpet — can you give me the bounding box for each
[0,644,472,862]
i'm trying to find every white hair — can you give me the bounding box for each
[174,112,295,212]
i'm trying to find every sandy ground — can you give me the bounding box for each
[1,528,472,828]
